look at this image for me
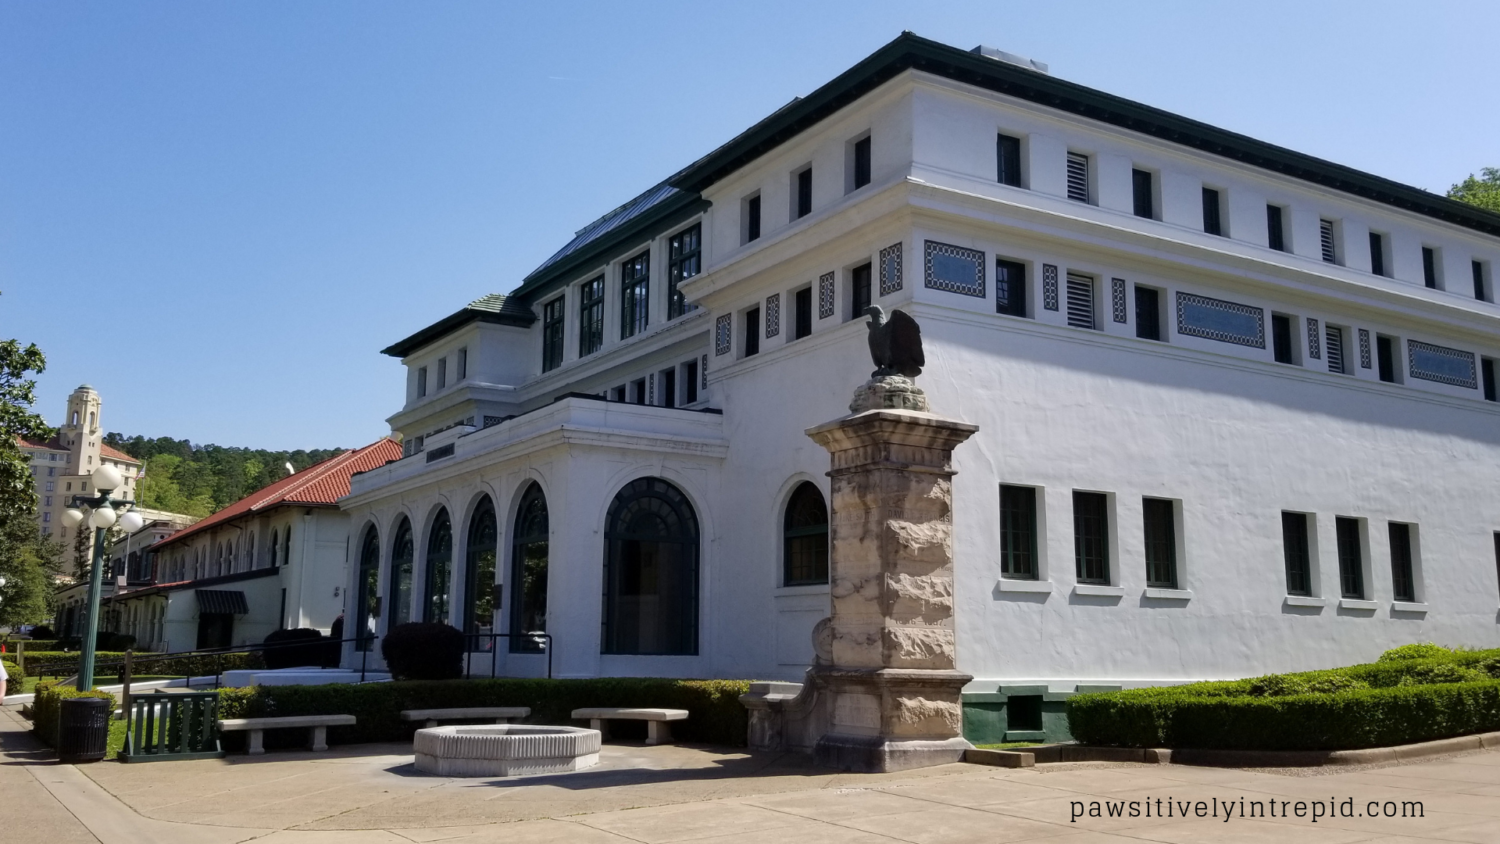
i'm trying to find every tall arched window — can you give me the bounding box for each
[463,497,498,650]
[246,533,256,570]
[424,509,453,625]
[602,477,699,655]
[389,518,414,628]
[784,483,829,586]
[354,526,380,651]
[509,484,548,653]
[270,530,279,567]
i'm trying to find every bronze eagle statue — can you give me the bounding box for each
[865,305,924,378]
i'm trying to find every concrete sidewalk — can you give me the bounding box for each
[5,704,1500,843]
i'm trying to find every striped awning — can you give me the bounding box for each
[196,589,249,615]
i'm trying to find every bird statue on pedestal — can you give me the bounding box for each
[864,306,924,379]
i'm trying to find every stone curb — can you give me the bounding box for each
[963,748,1035,767]
[977,732,1500,769]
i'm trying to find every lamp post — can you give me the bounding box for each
[61,465,144,691]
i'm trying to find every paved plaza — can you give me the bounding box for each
[5,706,1500,844]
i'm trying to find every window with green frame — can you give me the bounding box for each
[620,251,650,339]
[541,296,565,372]
[1336,516,1364,599]
[579,276,604,357]
[999,485,1037,579]
[1142,498,1176,588]
[1073,491,1109,584]
[783,483,829,585]
[1281,512,1312,597]
[668,225,700,319]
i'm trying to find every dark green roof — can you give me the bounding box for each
[380,294,535,358]
[670,32,1500,239]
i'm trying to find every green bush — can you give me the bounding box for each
[25,650,263,678]
[2,660,19,686]
[262,628,330,670]
[31,681,117,748]
[1069,647,1500,751]
[1378,643,1452,663]
[380,623,464,681]
[216,677,751,749]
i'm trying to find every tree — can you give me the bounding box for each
[1448,167,1500,214]
[0,337,59,626]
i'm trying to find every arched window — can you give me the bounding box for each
[88,411,96,428]
[784,483,829,586]
[354,526,380,651]
[246,532,256,569]
[270,530,279,567]
[389,518,414,628]
[509,484,548,653]
[423,509,453,625]
[463,497,498,651]
[602,477,699,655]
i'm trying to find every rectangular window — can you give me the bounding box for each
[620,251,650,339]
[42,512,50,523]
[995,259,1027,317]
[417,366,428,398]
[743,307,760,357]
[1320,219,1338,264]
[997,134,1022,187]
[1389,522,1415,602]
[1065,272,1095,330]
[541,296,565,373]
[852,135,871,190]
[795,167,813,218]
[1201,187,1223,236]
[579,276,605,356]
[1474,260,1489,301]
[44,495,51,507]
[436,357,447,390]
[1073,491,1110,584]
[1142,498,1177,588]
[851,263,872,319]
[683,360,699,404]
[1377,335,1397,383]
[1327,326,1347,374]
[794,287,813,339]
[1369,231,1387,277]
[630,378,646,405]
[1336,516,1364,599]
[1066,152,1090,203]
[660,368,676,408]
[456,347,467,381]
[610,385,626,402]
[667,225,700,320]
[1134,286,1161,341]
[1132,169,1154,219]
[1267,205,1287,252]
[744,194,761,243]
[1483,358,1496,402]
[1422,247,1439,289]
[999,485,1038,579]
[1282,512,1313,596]
[1271,314,1296,364]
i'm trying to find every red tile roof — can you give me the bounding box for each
[151,438,403,550]
[17,435,67,451]
[15,436,140,463]
[100,443,140,463]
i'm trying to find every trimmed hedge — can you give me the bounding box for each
[2,660,19,685]
[1069,647,1500,751]
[25,650,264,678]
[31,681,117,748]
[217,677,751,748]
[381,623,465,680]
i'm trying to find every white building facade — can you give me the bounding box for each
[341,35,1500,700]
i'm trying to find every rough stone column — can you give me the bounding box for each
[804,383,977,772]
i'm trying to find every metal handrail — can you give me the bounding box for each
[35,634,378,688]
[460,631,553,680]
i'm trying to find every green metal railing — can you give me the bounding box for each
[119,691,225,763]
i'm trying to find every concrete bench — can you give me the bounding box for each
[400,707,531,729]
[217,715,356,755]
[571,707,688,746]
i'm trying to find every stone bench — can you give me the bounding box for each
[217,715,356,755]
[571,707,688,746]
[401,707,531,729]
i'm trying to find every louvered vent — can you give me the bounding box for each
[1327,325,1346,374]
[1320,219,1337,264]
[1066,153,1090,203]
[1065,272,1095,329]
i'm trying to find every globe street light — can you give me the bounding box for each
[63,465,144,691]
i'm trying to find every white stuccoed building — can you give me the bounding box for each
[340,34,1500,733]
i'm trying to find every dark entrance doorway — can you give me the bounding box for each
[197,613,233,649]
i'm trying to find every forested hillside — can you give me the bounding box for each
[103,434,345,517]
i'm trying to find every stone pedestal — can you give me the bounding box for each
[801,382,978,772]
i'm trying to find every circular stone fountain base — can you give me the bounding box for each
[413,725,601,777]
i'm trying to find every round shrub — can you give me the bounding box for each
[28,625,55,640]
[262,628,330,670]
[381,622,464,680]
[1378,643,1451,663]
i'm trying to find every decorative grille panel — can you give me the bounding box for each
[818,272,835,319]
[714,314,732,356]
[1042,264,1059,311]
[765,293,780,338]
[923,241,985,297]
[1358,329,1372,369]
[1111,278,1127,323]
[1175,291,1265,348]
[1408,340,1478,388]
[879,243,903,295]
[1307,318,1321,360]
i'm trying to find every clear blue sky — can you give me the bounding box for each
[4,1,1496,451]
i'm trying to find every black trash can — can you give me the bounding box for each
[58,697,111,764]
